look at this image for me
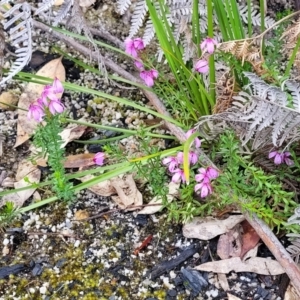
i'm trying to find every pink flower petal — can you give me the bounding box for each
[52,77,64,94]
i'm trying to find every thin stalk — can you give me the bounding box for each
[284,37,300,78]
[192,0,201,55]
[247,0,253,37]
[14,72,183,127]
[207,0,216,103]
[260,0,265,52]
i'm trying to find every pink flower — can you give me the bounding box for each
[134,60,144,69]
[93,152,105,165]
[176,152,184,164]
[189,151,198,165]
[28,103,45,122]
[269,151,282,164]
[194,166,219,197]
[195,181,212,198]
[48,99,64,114]
[206,167,219,179]
[200,37,217,54]
[269,151,294,166]
[37,97,47,108]
[133,38,145,50]
[125,38,138,58]
[162,156,179,172]
[194,59,209,74]
[196,167,219,182]
[52,77,64,94]
[41,85,59,103]
[171,169,186,183]
[140,69,159,87]
[186,129,201,148]
[282,152,294,166]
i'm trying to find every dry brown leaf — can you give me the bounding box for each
[59,123,87,148]
[240,220,260,259]
[284,283,300,300]
[183,215,245,240]
[14,57,65,148]
[80,174,143,210]
[242,244,259,261]
[137,182,180,215]
[111,174,142,210]
[1,160,41,208]
[227,294,242,300]
[64,153,95,168]
[217,226,242,259]
[194,257,285,275]
[217,273,229,291]
[80,174,115,197]
[0,91,18,110]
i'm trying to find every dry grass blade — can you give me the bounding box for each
[0,133,4,156]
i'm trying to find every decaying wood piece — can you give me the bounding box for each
[244,211,300,295]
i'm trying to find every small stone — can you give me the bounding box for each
[3,238,9,245]
[74,240,80,247]
[210,289,219,297]
[39,286,47,294]
[167,289,177,297]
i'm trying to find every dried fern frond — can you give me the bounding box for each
[128,0,148,38]
[214,73,238,114]
[0,2,33,85]
[281,17,300,43]
[218,39,262,66]
[238,3,275,29]
[286,207,300,263]
[35,0,56,15]
[67,1,107,81]
[117,0,132,15]
[53,0,74,26]
[197,72,300,150]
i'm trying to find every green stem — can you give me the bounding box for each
[192,0,201,56]
[207,0,216,104]
[284,37,300,78]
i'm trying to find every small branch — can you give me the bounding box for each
[244,211,300,295]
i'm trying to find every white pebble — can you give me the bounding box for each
[211,289,219,297]
[74,240,80,247]
[39,286,47,294]
[3,238,9,245]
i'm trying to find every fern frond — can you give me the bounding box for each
[284,80,300,112]
[281,18,300,43]
[35,0,56,15]
[53,0,74,27]
[197,72,300,149]
[117,0,132,15]
[238,4,275,28]
[0,3,32,86]
[143,19,155,45]
[128,0,148,38]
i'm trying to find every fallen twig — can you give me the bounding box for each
[244,211,300,295]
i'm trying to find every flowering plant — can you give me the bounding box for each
[29,78,74,201]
